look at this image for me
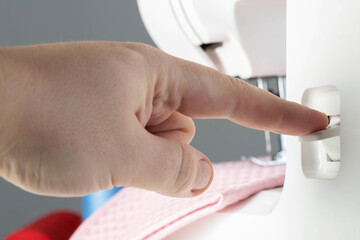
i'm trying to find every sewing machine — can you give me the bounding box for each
[137,0,360,239]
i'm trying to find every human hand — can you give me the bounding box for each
[0,42,328,197]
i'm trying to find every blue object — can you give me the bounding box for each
[82,187,123,220]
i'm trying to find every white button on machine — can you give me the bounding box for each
[299,86,340,179]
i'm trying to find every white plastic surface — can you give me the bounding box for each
[164,188,283,240]
[138,0,360,239]
[300,86,341,179]
[283,0,360,238]
[137,0,215,69]
[299,124,341,162]
[299,125,340,143]
[137,0,285,78]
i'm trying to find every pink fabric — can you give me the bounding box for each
[71,159,285,240]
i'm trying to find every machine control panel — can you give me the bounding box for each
[299,86,341,179]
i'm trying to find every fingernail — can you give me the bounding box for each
[192,160,212,191]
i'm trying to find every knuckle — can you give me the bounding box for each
[183,117,196,143]
[227,77,247,119]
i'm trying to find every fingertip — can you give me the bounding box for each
[320,111,330,129]
[303,110,329,136]
[278,102,331,136]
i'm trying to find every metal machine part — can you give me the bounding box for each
[243,76,286,166]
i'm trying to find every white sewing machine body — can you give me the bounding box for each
[138,0,360,239]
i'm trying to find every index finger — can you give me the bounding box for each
[169,57,328,136]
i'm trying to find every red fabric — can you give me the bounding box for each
[5,211,81,240]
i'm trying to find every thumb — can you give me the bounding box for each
[124,128,213,197]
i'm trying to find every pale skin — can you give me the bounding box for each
[0,42,328,198]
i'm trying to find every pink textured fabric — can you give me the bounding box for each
[71,159,285,240]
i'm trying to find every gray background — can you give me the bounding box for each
[0,1,269,237]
